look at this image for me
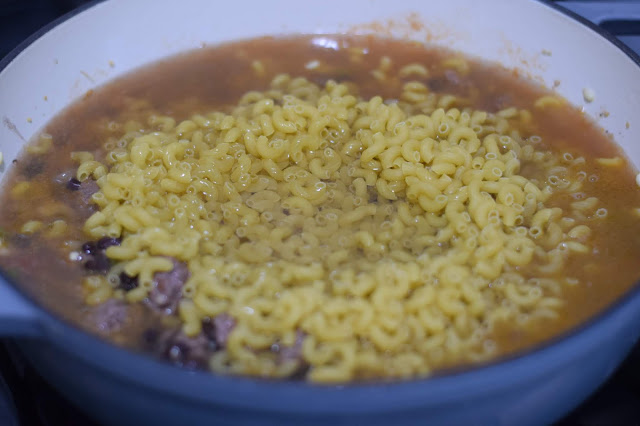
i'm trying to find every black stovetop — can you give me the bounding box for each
[1,1,640,425]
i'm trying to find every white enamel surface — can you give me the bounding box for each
[1,0,639,177]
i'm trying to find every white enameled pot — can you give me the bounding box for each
[0,1,639,425]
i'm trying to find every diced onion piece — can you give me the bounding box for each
[582,87,595,103]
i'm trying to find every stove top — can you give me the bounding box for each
[1,1,640,425]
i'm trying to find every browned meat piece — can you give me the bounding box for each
[270,330,308,379]
[278,330,305,364]
[147,259,190,313]
[8,233,31,249]
[444,69,462,86]
[78,179,99,204]
[148,328,216,369]
[91,299,128,333]
[22,158,44,179]
[427,77,445,92]
[162,331,211,369]
[486,94,513,112]
[63,173,99,217]
[428,70,470,93]
[212,313,236,347]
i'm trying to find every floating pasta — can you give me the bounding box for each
[1,35,638,385]
[66,70,609,382]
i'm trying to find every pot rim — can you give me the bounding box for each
[1,0,639,414]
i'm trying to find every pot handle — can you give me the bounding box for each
[0,279,41,337]
[558,2,640,25]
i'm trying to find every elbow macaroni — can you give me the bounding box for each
[77,69,601,383]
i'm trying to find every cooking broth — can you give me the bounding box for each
[0,35,639,382]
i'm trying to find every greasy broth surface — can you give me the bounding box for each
[1,35,639,372]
